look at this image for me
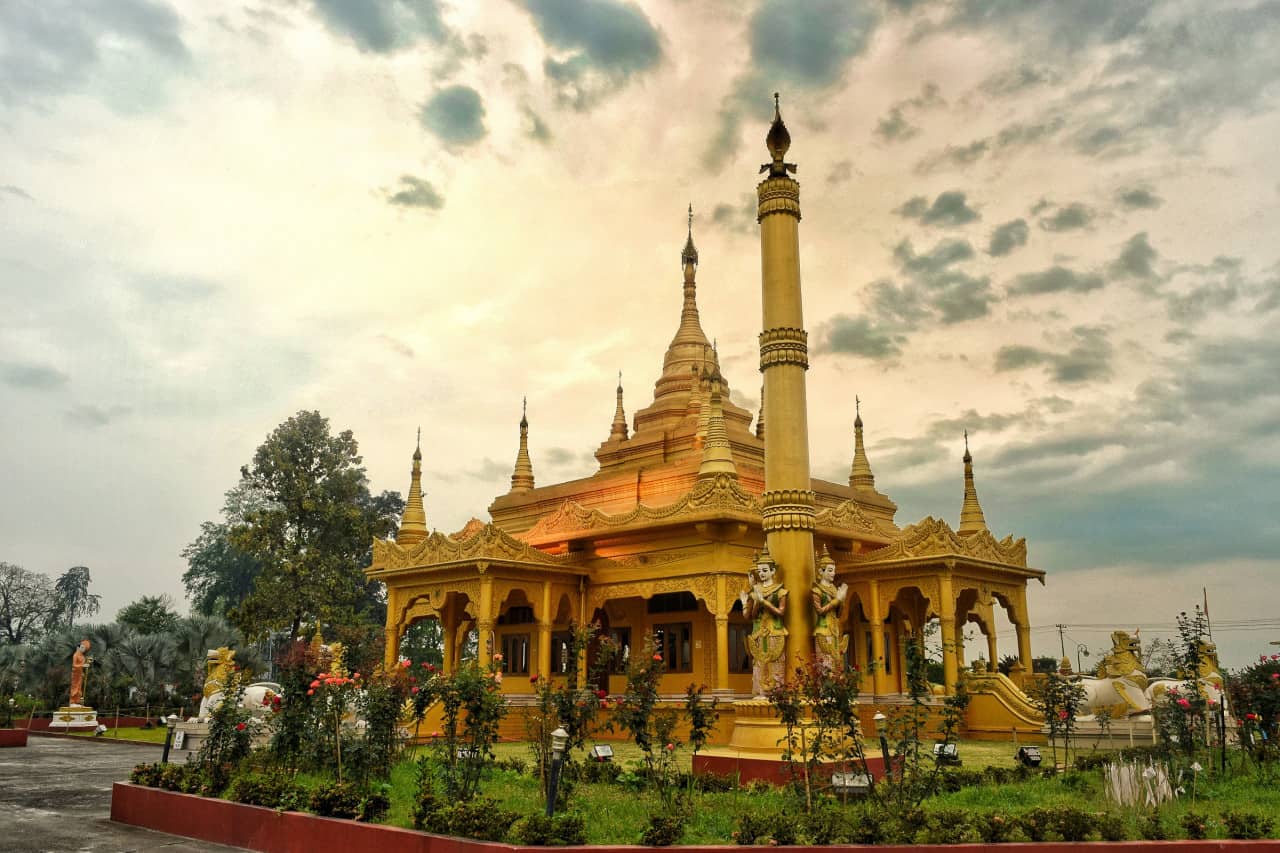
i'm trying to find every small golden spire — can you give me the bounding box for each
[958,430,988,535]
[609,372,629,441]
[761,92,797,177]
[510,398,535,493]
[849,396,875,491]
[694,367,712,449]
[682,203,698,268]
[698,363,738,480]
[755,382,765,439]
[398,429,428,545]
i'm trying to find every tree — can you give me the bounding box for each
[117,595,180,635]
[51,566,100,629]
[0,562,54,645]
[182,483,265,620]
[229,411,402,640]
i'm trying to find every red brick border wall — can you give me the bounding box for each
[111,783,1280,853]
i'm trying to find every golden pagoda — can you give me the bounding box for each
[367,98,1044,741]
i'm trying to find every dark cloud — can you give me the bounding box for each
[825,160,855,186]
[419,86,487,147]
[978,64,1057,97]
[1007,265,1104,296]
[703,0,879,171]
[0,361,69,390]
[1165,281,1240,324]
[994,326,1113,384]
[1117,186,1162,210]
[521,105,552,143]
[875,107,918,142]
[1,185,33,201]
[544,447,578,466]
[814,314,902,361]
[520,0,663,111]
[64,403,129,428]
[914,139,988,173]
[313,0,450,52]
[993,117,1064,149]
[1038,202,1094,232]
[926,406,1045,440]
[940,0,1156,55]
[987,219,1028,256]
[1070,124,1129,157]
[0,0,189,109]
[893,238,974,274]
[708,195,756,236]
[894,191,980,227]
[386,175,445,210]
[468,458,510,481]
[1108,232,1158,281]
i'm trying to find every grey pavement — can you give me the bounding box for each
[0,735,247,853]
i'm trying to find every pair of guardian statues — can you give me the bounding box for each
[739,545,848,697]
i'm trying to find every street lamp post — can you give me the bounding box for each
[873,712,891,783]
[546,726,569,817]
[1076,644,1090,675]
[160,713,179,763]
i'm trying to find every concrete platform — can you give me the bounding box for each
[0,734,246,852]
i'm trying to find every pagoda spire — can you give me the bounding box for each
[397,428,428,546]
[694,367,712,448]
[957,430,988,535]
[652,206,714,403]
[848,396,876,491]
[609,372,629,441]
[698,366,738,480]
[510,398,535,493]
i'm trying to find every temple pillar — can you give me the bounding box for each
[1016,621,1032,673]
[538,581,552,679]
[384,625,399,671]
[869,580,887,697]
[477,575,494,666]
[714,617,730,692]
[757,98,816,678]
[939,572,958,696]
[987,630,999,672]
[442,617,456,676]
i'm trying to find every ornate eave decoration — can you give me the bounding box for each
[852,515,1028,568]
[814,498,898,538]
[370,522,575,572]
[524,472,760,541]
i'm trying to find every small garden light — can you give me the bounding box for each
[873,712,891,782]
[546,725,570,818]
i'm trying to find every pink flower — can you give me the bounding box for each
[1272,673,1279,681]
[401,659,411,668]
[310,680,320,689]
[665,743,674,751]
[653,654,662,662]
[1058,710,1068,720]
[595,689,608,700]
[1177,698,1191,709]
[492,652,504,662]
[353,672,361,680]
[306,689,315,696]
[431,730,442,738]
[411,687,420,694]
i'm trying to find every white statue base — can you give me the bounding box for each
[48,705,98,731]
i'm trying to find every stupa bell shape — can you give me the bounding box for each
[848,398,876,491]
[398,433,428,546]
[510,399,536,493]
[958,432,988,535]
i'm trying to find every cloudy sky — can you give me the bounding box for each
[3,0,1279,668]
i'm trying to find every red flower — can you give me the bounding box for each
[400,659,411,668]
[530,674,539,683]
[236,722,247,731]
[595,689,608,700]
[665,743,674,751]
[310,680,320,689]
[1177,698,1192,709]
[1057,710,1068,720]
[353,672,361,679]
[411,687,420,694]
[307,689,315,696]
[653,654,662,661]
[1246,712,1260,721]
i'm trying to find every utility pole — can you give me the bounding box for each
[1056,624,1067,660]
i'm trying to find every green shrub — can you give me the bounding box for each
[158,763,206,794]
[693,771,736,792]
[1097,812,1127,841]
[496,756,528,775]
[308,780,362,819]
[1018,807,1055,842]
[1139,811,1167,840]
[844,804,888,845]
[579,760,621,784]
[920,808,975,844]
[225,770,303,810]
[975,812,1018,844]
[1049,805,1094,842]
[734,809,798,845]
[513,813,588,846]
[130,763,164,787]
[1179,812,1209,840]
[640,814,686,847]
[358,787,391,823]
[1073,752,1110,771]
[1222,810,1274,840]
[433,797,518,841]
[801,802,854,845]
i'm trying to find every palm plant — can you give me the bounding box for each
[113,632,176,721]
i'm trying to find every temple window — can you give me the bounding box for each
[500,605,536,625]
[727,624,752,674]
[647,592,697,614]
[501,634,531,674]
[607,628,631,673]
[653,622,693,673]
[550,631,572,674]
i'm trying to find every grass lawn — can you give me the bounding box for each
[370,740,1280,843]
[68,725,168,743]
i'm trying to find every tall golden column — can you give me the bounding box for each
[756,94,815,677]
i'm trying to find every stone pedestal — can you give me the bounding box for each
[169,720,210,762]
[48,705,98,731]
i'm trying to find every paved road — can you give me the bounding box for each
[0,735,246,853]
